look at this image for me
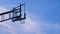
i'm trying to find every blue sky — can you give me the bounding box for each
[0,0,60,34]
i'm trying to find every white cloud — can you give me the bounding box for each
[0,22,16,34]
[0,6,9,13]
[20,12,60,34]
[21,15,38,32]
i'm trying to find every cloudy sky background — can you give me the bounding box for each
[0,0,60,34]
